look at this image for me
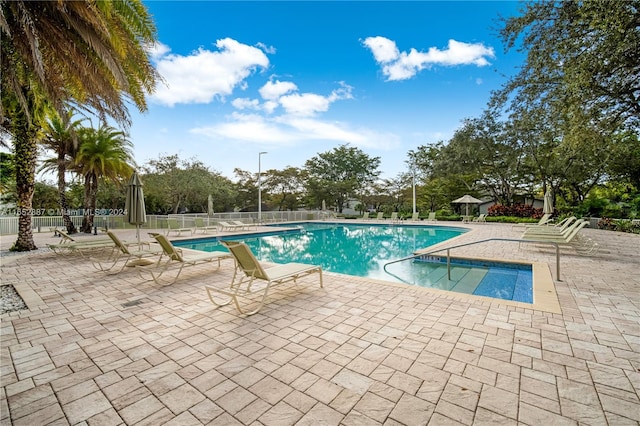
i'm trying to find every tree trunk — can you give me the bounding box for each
[57,152,77,234]
[12,109,38,251]
[81,173,97,233]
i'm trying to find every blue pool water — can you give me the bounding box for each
[174,222,533,303]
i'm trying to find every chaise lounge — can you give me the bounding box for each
[205,241,323,315]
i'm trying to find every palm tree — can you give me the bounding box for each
[39,110,84,234]
[75,124,134,233]
[1,0,159,251]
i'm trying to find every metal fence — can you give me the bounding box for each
[0,210,332,235]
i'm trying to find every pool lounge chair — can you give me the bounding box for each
[206,241,323,315]
[520,219,597,254]
[390,212,399,223]
[232,220,255,231]
[194,217,218,234]
[426,212,436,223]
[360,212,370,220]
[473,214,487,223]
[218,221,246,232]
[512,213,553,230]
[47,230,114,255]
[142,234,232,284]
[521,216,576,234]
[91,231,162,273]
[375,212,384,220]
[166,218,192,236]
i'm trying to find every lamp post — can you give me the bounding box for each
[258,151,267,223]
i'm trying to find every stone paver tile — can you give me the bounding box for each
[86,407,125,425]
[258,400,303,426]
[8,384,57,420]
[283,389,317,413]
[161,410,201,426]
[235,398,272,424]
[473,407,518,425]
[61,390,112,425]
[341,409,382,426]
[297,402,344,425]
[559,398,607,425]
[352,391,395,422]
[271,363,305,384]
[463,364,497,386]
[189,398,224,424]
[386,370,422,395]
[428,412,466,425]
[434,399,474,425]
[599,393,640,422]
[207,412,243,425]
[440,381,480,411]
[331,368,373,395]
[388,393,435,426]
[231,366,266,388]
[604,411,640,426]
[369,381,403,403]
[146,372,186,396]
[57,379,100,405]
[118,394,165,424]
[11,400,65,426]
[5,379,35,397]
[518,402,577,426]
[520,374,558,401]
[329,388,361,414]
[133,407,176,426]
[215,385,257,415]
[478,385,518,420]
[249,375,293,405]
[305,377,342,404]
[158,383,205,414]
[520,391,561,414]
[309,359,342,380]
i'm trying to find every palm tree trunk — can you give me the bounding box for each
[57,153,77,234]
[81,173,97,233]
[12,109,38,251]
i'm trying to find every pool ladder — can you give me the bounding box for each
[383,238,562,282]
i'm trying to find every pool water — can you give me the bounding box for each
[387,256,533,303]
[174,222,533,303]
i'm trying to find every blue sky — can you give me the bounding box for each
[130,1,523,180]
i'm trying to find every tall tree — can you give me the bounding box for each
[263,167,306,211]
[497,0,639,131]
[1,0,159,250]
[304,145,381,213]
[39,110,84,233]
[75,125,134,232]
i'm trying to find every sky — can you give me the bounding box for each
[129,1,524,181]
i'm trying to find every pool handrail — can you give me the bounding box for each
[382,238,562,282]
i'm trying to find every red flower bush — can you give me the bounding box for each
[487,203,544,218]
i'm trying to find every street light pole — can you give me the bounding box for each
[258,151,267,223]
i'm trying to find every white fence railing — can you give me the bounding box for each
[0,210,332,235]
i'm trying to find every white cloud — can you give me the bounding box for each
[191,111,397,150]
[259,80,298,100]
[231,98,261,110]
[363,36,495,81]
[151,38,270,106]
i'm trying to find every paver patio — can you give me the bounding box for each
[1,222,638,425]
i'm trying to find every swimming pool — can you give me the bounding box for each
[173,222,534,303]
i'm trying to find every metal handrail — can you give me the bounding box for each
[383,238,561,281]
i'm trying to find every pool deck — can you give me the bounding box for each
[1,221,638,425]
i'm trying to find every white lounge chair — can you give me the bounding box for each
[194,217,218,234]
[91,231,162,273]
[143,234,232,284]
[166,218,192,236]
[426,212,436,223]
[206,241,323,315]
[47,229,114,256]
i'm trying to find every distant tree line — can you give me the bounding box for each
[2,0,638,250]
